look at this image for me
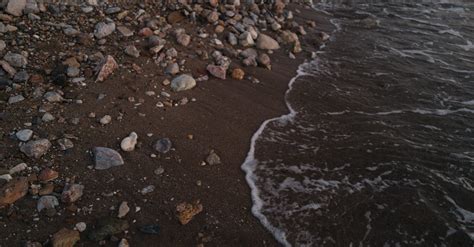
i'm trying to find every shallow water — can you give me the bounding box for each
[243,1,474,246]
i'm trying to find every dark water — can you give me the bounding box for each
[243,1,474,246]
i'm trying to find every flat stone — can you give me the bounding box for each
[8,95,25,104]
[117,26,133,37]
[43,91,64,102]
[38,168,58,182]
[139,224,160,235]
[0,177,28,206]
[93,147,124,170]
[20,139,51,159]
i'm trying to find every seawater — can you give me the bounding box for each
[242,1,474,246]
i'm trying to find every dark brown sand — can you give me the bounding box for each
[0,4,332,247]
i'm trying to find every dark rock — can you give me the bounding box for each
[153,138,172,154]
[51,64,68,86]
[139,224,160,235]
[88,217,129,241]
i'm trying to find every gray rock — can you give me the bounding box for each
[61,183,84,203]
[206,150,221,165]
[94,22,116,39]
[153,138,172,154]
[13,70,29,83]
[105,7,121,14]
[93,147,124,170]
[8,95,25,104]
[43,91,63,102]
[42,113,55,122]
[16,129,33,142]
[58,138,74,150]
[165,63,179,75]
[63,27,80,36]
[117,26,133,37]
[24,0,39,14]
[20,139,51,159]
[0,40,6,51]
[171,74,196,92]
[37,195,59,212]
[124,45,140,58]
[6,0,27,17]
[4,52,28,68]
[256,34,280,50]
[67,67,80,77]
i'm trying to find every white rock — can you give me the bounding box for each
[120,132,138,152]
[171,74,196,92]
[9,163,28,174]
[118,201,130,218]
[16,129,33,142]
[100,115,112,125]
[75,222,87,232]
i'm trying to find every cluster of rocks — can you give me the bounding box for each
[0,0,325,245]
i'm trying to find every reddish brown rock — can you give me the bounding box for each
[38,168,58,182]
[95,55,118,82]
[231,68,245,80]
[167,11,185,24]
[0,177,28,207]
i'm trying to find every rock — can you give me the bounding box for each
[88,217,129,241]
[62,183,84,203]
[93,147,124,170]
[117,26,133,37]
[124,45,140,58]
[20,139,51,159]
[118,201,130,218]
[167,11,185,24]
[6,0,27,17]
[43,91,64,102]
[94,22,116,39]
[0,177,28,206]
[176,33,191,47]
[207,64,227,80]
[118,239,130,247]
[0,60,17,78]
[63,27,79,36]
[38,168,58,182]
[38,183,54,196]
[239,32,254,47]
[171,74,196,92]
[67,67,80,77]
[58,138,74,150]
[8,95,25,104]
[206,150,221,165]
[256,34,280,50]
[9,163,27,174]
[231,68,245,80]
[240,48,258,59]
[96,55,118,82]
[141,185,155,195]
[16,129,33,142]
[0,174,12,181]
[139,224,160,235]
[13,70,29,83]
[257,53,271,69]
[4,52,28,68]
[99,115,112,125]
[42,112,55,122]
[37,195,59,212]
[52,228,80,247]
[121,132,138,152]
[75,222,87,232]
[165,63,180,75]
[153,138,172,154]
[176,200,203,225]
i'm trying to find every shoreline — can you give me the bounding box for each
[0,1,331,246]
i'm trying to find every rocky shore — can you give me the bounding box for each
[0,0,330,246]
